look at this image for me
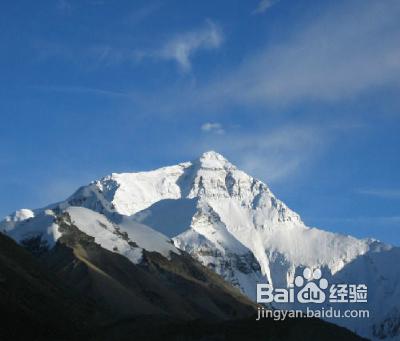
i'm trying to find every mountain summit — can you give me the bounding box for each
[2,151,400,340]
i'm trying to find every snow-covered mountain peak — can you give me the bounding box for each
[196,150,234,170]
[55,151,304,233]
[64,151,280,218]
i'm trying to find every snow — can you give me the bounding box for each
[3,209,61,247]
[66,206,143,264]
[118,216,180,258]
[0,204,180,265]
[0,208,35,232]
[95,164,190,216]
[197,151,232,170]
[11,208,35,221]
[203,196,372,283]
[131,198,198,237]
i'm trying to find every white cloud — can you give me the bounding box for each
[137,20,223,72]
[161,20,222,71]
[201,122,225,134]
[253,0,279,14]
[198,0,400,107]
[357,189,400,199]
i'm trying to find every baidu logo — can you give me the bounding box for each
[295,268,328,303]
[257,267,367,305]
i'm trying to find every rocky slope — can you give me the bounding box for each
[0,222,367,341]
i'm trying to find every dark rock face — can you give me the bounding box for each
[20,235,49,257]
[0,232,97,340]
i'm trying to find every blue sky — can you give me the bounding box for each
[1,0,399,244]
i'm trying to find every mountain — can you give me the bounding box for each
[0,211,366,341]
[1,151,399,340]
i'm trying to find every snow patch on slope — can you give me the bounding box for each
[66,206,143,264]
[1,205,180,264]
[118,216,180,258]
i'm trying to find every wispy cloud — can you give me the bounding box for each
[34,19,222,73]
[197,0,400,107]
[253,0,280,14]
[34,85,133,99]
[357,189,400,199]
[136,20,223,72]
[201,122,225,134]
